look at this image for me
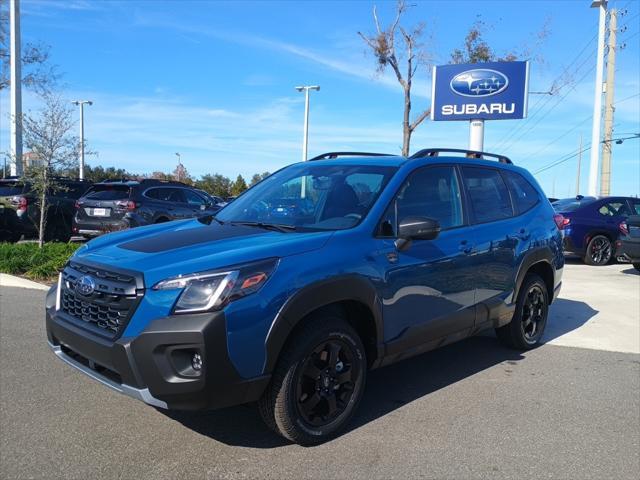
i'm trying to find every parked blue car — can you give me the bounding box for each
[552,195,640,265]
[45,149,564,444]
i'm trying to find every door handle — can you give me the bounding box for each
[459,240,474,254]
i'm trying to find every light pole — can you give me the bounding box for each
[175,152,182,181]
[72,100,93,180]
[10,0,23,177]
[295,85,320,162]
[588,0,607,196]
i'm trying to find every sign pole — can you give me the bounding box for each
[468,119,484,151]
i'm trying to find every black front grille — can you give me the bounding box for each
[60,261,143,339]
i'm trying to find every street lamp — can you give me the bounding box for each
[72,100,93,180]
[295,85,320,162]
[175,152,182,181]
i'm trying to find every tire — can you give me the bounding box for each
[496,273,549,350]
[154,217,169,224]
[634,263,640,272]
[258,314,367,445]
[584,235,612,266]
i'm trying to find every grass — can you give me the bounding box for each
[0,242,80,281]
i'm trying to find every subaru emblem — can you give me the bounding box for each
[450,69,509,97]
[76,275,96,296]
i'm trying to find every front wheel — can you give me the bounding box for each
[496,273,549,350]
[584,235,612,266]
[258,315,367,445]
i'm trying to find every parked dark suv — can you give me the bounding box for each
[0,177,91,242]
[46,149,563,444]
[73,179,221,237]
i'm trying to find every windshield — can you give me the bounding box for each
[552,197,596,212]
[216,163,397,231]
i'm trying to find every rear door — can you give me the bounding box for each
[460,166,519,307]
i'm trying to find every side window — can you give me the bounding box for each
[461,167,513,223]
[145,188,160,200]
[598,201,628,217]
[184,190,205,206]
[504,171,539,214]
[630,200,640,215]
[166,188,186,203]
[380,166,464,236]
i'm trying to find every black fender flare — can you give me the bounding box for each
[263,275,384,374]
[513,247,556,303]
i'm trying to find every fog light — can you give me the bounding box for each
[192,353,203,371]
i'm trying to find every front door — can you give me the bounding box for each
[377,165,476,354]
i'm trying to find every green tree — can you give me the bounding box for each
[230,174,248,196]
[195,173,232,198]
[250,171,271,186]
[21,93,80,247]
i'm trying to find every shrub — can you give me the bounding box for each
[0,242,80,281]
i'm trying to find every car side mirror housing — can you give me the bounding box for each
[395,216,441,251]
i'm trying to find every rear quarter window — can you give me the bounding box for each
[504,171,540,214]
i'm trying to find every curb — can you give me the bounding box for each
[0,273,51,291]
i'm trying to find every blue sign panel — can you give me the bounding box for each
[431,61,529,121]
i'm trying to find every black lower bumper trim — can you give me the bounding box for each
[46,302,270,411]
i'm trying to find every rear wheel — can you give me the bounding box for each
[258,315,367,445]
[44,221,71,243]
[496,273,549,350]
[584,235,612,266]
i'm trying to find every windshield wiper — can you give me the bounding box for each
[229,221,297,233]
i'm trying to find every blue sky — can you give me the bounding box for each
[1,0,638,196]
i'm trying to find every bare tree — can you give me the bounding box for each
[359,0,431,157]
[22,94,80,247]
[0,0,59,93]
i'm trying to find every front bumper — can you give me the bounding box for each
[46,304,270,411]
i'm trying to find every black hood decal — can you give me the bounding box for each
[118,223,265,253]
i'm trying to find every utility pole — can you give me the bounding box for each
[10,0,23,177]
[600,8,617,196]
[576,133,583,195]
[175,152,182,181]
[588,0,608,196]
[72,100,92,180]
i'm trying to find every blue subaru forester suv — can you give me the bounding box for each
[45,148,564,444]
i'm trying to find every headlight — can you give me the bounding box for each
[152,258,278,314]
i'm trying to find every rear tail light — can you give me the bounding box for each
[553,214,569,230]
[619,222,629,236]
[12,196,28,211]
[115,200,137,211]
[74,200,81,209]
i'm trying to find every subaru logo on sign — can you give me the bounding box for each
[450,69,509,97]
[76,275,96,296]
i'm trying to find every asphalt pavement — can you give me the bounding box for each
[0,261,638,480]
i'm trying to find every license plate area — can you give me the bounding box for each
[86,207,110,217]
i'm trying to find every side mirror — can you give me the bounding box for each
[395,216,440,251]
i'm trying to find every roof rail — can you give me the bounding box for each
[308,151,394,161]
[410,148,513,164]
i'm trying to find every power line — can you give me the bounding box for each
[519,114,592,164]
[534,144,593,175]
[498,64,596,151]
[492,35,598,150]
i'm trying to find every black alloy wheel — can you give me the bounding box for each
[496,273,549,350]
[295,339,360,427]
[585,235,612,266]
[258,314,366,445]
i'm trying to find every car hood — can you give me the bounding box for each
[73,218,333,287]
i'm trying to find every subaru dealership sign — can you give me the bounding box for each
[431,61,530,121]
